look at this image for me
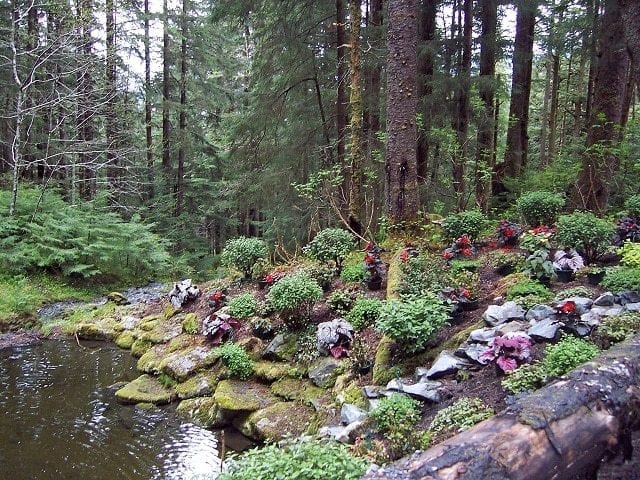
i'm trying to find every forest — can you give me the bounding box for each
[2,0,640,479]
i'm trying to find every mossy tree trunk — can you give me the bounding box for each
[348,0,364,235]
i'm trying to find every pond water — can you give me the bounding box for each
[0,340,221,480]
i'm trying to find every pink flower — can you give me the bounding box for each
[399,250,410,263]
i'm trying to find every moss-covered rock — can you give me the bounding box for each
[213,380,279,412]
[115,330,136,349]
[336,381,368,409]
[252,361,293,381]
[372,335,397,385]
[159,344,217,382]
[115,374,177,405]
[131,338,153,358]
[237,336,265,360]
[137,343,171,373]
[163,305,179,320]
[138,317,182,344]
[181,313,199,334]
[239,401,317,442]
[175,370,220,399]
[176,397,231,428]
[271,378,327,405]
[308,357,345,388]
[262,333,300,362]
[107,292,129,305]
[74,318,121,341]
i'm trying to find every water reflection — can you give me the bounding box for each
[0,340,221,480]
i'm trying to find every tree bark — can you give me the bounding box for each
[176,0,187,216]
[503,0,537,178]
[336,0,348,166]
[106,0,118,205]
[570,0,628,212]
[364,335,640,480]
[144,0,154,200]
[620,0,640,93]
[385,0,419,224]
[417,0,437,186]
[162,0,172,196]
[474,0,497,213]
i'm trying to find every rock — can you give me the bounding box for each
[168,279,200,308]
[138,317,183,344]
[115,331,136,349]
[252,361,296,381]
[176,396,231,428]
[271,377,327,405]
[566,297,594,315]
[237,336,265,360]
[456,343,491,364]
[320,421,366,444]
[625,302,640,312]
[386,378,442,402]
[372,335,396,386]
[594,292,616,307]
[263,333,298,362]
[137,343,171,373]
[563,322,592,337]
[75,319,119,341]
[159,345,217,382]
[580,311,602,327]
[175,370,220,399]
[341,404,368,425]
[528,318,563,342]
[317,318,354,356]
[421,351,471,380]
[120,315,141,330]
[107,291,130,305]
[483,302,526,327]
[591,306,625,317]
[618,290,640,305]
[496,321,528,336]
[469,327,497,343]
[525,305,556,322]
[362,385,383,399]
[213,380,279,412]
[115,374,177,405]
[241,402,317,442]
[308,357,344,388]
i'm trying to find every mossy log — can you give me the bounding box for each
[363,335,640,480]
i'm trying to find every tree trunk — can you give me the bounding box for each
[162,0,172,196]
[364,335,640,480]
[144,0,154,200]
[336,0,348,166]
[347,0,364,235]
[585,0,600,128]
[417,0,437,183]
[503,0,537,178]
[547,52,560,164]
[176,0,187,216]
[474,0,497,213]
[620,0,640,94]
[106,0,118,206]
[570,0,628,212]
[385,0,419,225]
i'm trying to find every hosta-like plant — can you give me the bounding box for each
[481,333,532,373]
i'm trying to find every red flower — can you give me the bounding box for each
[211,292,224,301]
[462,248,472,257]
[488,240,498,249]
[399,250,410,263]
[365,241,375,251]
[364,253,376,264]
[265,274,274,284]
[558,300,576,315]
[457,235,472,247]
[503,227,514,237]
[460,288,471,299]
[443,250,454,260]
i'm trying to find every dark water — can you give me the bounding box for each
[0,340,221,480]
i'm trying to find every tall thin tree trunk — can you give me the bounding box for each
[417,0,437,182]
[585,0,600,127]
[336,0,347,166]
[547,51,560,163]
[539,50,552,165]
[504,0,537,177]
[162,0,171,195]
[144,0,154,200]
[363,0,382,163]
[176,0,187,216]
[106,0,118,205]
[620,0,640,91]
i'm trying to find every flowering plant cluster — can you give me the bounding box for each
[520,226,555,252]
[554,300,578,317]
[443,235,475,261]
[207,290,227,311]
[480,333,532,373]
[398,243,418,263]
[614,217,640,245]
[363,241,385,282]
[441,286,476,303]
[552,248,584,272]
[496,220,522,246]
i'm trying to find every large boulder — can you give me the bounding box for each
[213,380,279,412]
[528,318,563,342]
[115,374,177,405]
[239,402,317,442]
[308,357,345,388]
[176,396,231,428]
[159,344,216,382]
[483,302,526,327]
[262,333,299,362]
[175,370,220,399]
[271,377,327,405]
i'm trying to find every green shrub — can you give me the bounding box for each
[221,237,269,279]
[555,212,613,262]
[542,335,600,378]
[158,372,177,388]
[598,312,640,343]
[327,289,355,314]
[303,228,355,271]
[516,191,564,226]
[376,294,450,352]
[506,279,552,301]
[213,342,254,379]
[554,286,595,301]
[441,210,487,241]
[619,241,640,268]
[512,294,553,311]
[625,194,640,217]
[398,255,445,298]
[370,393,427,457]
[266,272,323,326]
[228,293,259,319]
[485,250,525,272]
[346,297,384,331]
[501,362,548,394]
[303,263,334,291]
[181,314,199,334]
[340,264,366,283]
[602,266,640,292]
[429,397,494,436]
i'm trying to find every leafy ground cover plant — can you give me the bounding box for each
[441,210,487,242]
[516,191,564,226]
[480,332,532,373]
[345,297,383,331]
[602,266,640,292]
[541,335,600,378]
[302,264,333,291]
[501,362,548,394]
[376,294,450,352]
[219,438,367,480]
[485,249,525,275]
[340,264,367,283]
[597,312,640,343]
[213,342,254,379]
[506,279,553,302]
[370,393,427,457]
[625,194,640,218]
[555,212,613,263]
[266,272,322,327]
[619,241,640,268]
[327,289,356,314]
[228,293,259,319]
[303,228,355,272]
[429,397,494,436]
[554,286,595,300]
[221,237,268,279]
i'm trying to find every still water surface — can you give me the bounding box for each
[0,340,221,480]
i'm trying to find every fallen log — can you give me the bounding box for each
[363,335,640,480]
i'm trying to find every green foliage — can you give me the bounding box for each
[266,272,322,326]
[449,259,481,273]
[523,249,555,281]
[228,293,259,319]
[303,228,355,271]
[327,289,355,314]
[624,195,640,217]
[516,191,564,226]
[398,254,445,298]
[506,279,553,301]
[619,241,640,268]
[340,264,367,283]
[345,297,383,331]
[219,439,367,480]
[221,237,269,279]
[0,188,170,282]
[158,372,177,388]
[485,250,525,272]
[501,362,548,394]
[213,342,254,379]
[542,335,600,378]
[370,393,426,457]
[181,315,199,334]
[429,397,494,436]
[441,210,487,241]
[555,212,613,262]
[554,286,595,301]
[598,312,640,343]
[512,294,554,311]
[302,264,333,291]
[602,266,640,292]
[376,294,450,352]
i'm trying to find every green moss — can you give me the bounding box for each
[137,344,170,373]
[372,335,396,386]
[131,338,153,358]
[115,374,177,405]
[138,317,182,344]
[181,313,199,334]
[176,397,228,428]
[339,381,367,409]
[253,361,293,381]
[271,378,326,404]
[213,380,279,411]
[115,331,136,349]
[385,249,404,300]
[242,402,317,442]
[163,305,179,320]
[74,317,121,341]
[175,371,220,399]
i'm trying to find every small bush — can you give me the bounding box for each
[441,210,487,241]
[346,297,383,331]
[376,294,450,352]
[327,289,355,314]
[429,397,494,436]
[370,393,426,457]
[602,266,640,292]
[555,212,613,263]
[219,439,367,480]
[221,237,269,279]
[516,191,564,226]
[303,264,334,291]
[542,335,600,378]
[303,228,355,271]
[506,279,552,301]
[501,362,548,394]
[625,194,640,217]
[266,272,323,326]
[213,342,254,379]
[398,255,445,298]
[554,286,595,301]
[340,264,366,283]
[228,293,259,319]
[598,312,640,343]
[485,250,525,272]
[181,314,199,334]
[512,294,554,310]
[620,241,640,268]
